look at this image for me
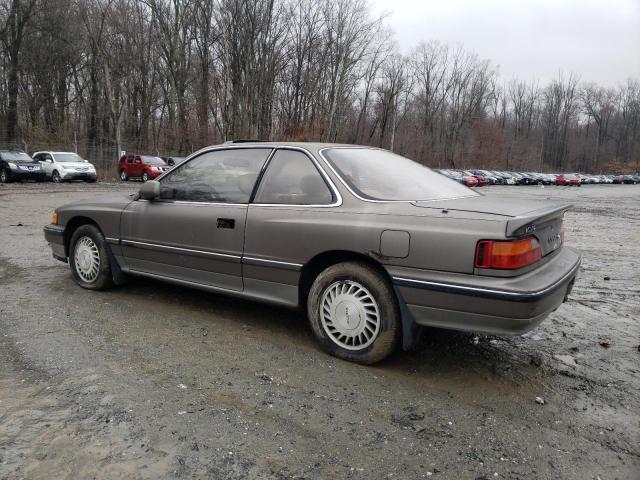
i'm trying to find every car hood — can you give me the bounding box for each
[60,194,135,211]
[10,160,39,166]
[58,162,93,168]
[412,195,570,218]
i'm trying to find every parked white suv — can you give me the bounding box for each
[33,151,97,183]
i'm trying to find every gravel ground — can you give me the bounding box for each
[0,182,638,480]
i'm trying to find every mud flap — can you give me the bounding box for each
[104,242,127,286]
[393,285,422,351]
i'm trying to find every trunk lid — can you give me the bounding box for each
[412,196,571,257]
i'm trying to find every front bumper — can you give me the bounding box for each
[59,170,97,181]
[390,247,581,335]
[43,224,67,262]
[8,169,46,181]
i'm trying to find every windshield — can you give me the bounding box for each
[323,148,477,201]
[54,153,84,163]
[142,156,166,165]
[2,152,32,162]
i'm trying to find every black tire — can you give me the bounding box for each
[307,262,401,364]
[52,170,62,183]
[69,224,114,290]
[120,170,128,181]
[141,171,149,182]
[0,168,11,183]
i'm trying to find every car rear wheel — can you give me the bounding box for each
[307,262,400,364]
[69,224,114,290]
[52,170,62,183]
[120,170,128,181]
[0,169,11,183]
[141,171,149,182]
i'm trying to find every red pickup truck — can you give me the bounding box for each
[118,153,171,182]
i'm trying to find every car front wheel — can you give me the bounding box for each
[307,262,401,364]
[52,170,62,183]
[141,171,149,182]
[69,224,114,290]
[0,169,11,183]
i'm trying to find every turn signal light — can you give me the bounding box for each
[475,237,542,270]
[52,210,58,225]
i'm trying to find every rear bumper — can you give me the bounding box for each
[390,247,581,335]
[43,224,67,262]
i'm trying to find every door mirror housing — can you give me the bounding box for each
[139,180,160,200]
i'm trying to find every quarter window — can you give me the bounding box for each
[159,148,272,203]
[254,149,333,205]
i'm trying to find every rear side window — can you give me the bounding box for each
[254,150,334,205]
[159,148,272,203]
[323,147,477,201]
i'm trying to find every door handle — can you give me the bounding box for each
[217,218,235,229]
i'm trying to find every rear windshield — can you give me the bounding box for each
[323,148,477,201]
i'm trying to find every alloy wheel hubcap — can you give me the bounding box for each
[74,236,100,282]
[320,280,380,350]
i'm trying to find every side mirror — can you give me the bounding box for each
[139,180,160,200]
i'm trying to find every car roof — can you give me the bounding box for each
[33,151,78,154]
[204,142,372,153]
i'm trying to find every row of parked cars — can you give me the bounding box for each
[0,150,97,183]
[436,169,640,187]
[1,147,638,187]
[0,149,189,184]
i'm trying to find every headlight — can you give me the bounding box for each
[8,162,17,169]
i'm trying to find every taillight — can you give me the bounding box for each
[475,237,542,270]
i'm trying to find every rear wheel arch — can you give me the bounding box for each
[298,250,395,309]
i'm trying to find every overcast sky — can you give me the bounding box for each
[371,0,640,86]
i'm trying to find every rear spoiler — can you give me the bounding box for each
[506,203,572,237]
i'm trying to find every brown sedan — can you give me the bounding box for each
[44,142,581,364]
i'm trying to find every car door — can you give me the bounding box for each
[34,153,49,176]
[243,148,340,305]
[119,147,273,291]
[43,153,55,177]
[131,155,143,178]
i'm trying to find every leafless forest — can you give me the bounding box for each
[1,0,639,174]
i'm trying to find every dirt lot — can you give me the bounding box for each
[0,182,638,480]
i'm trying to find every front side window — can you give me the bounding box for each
[323,148,478,202]
[254,149,334,205]
[159,148,272,203]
